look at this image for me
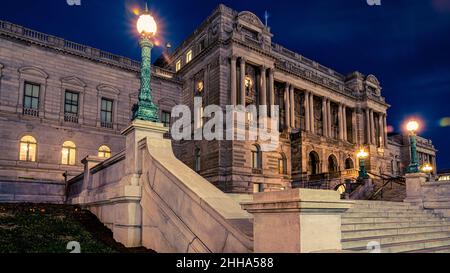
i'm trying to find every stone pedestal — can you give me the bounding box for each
[241,188,353,253]
[121,119,168,186]
[404,172,427,207]
[81,155,104,191]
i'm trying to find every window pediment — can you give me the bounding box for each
[97,84,120,96]
[18,66,49,79]
[61,76,86,88]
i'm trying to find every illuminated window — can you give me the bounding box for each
[278,153,287,175]
[98,145,111,158]
[251,144,262,170]
[175,60,181,72]
[186,50,193,63]
[19,135,37,162]
[61,141,76,165]
[196,81,204,93]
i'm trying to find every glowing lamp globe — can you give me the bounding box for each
[137,13,157,36]
[406,120,419,133]
[357,148,368,159]
[422,164,433,173]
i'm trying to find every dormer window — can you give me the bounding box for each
[175,60,181,72]
[186,50,193,64]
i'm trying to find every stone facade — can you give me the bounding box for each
[388,133,437,177]
[0,19,181,194]
[0,4,438,197]
[155,5,405,193]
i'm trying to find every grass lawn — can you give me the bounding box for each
[0,203,153,253]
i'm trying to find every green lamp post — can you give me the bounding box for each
[406,120,420,173]
[132,3,159,122]
[357,148,369,180]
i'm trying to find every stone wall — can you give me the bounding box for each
[0,30,181,185]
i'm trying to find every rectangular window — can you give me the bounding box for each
[176,60,181,72]
[100,98,113,128]
[161,111,171,128]
[64,91,79,123]
[186,50,193,63]
[23,82,40,116]
[199,39,206,51]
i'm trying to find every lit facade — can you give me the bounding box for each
[0,5,437,196]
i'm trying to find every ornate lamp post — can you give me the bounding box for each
[406,120,420,173]
[357,148,369,180]
[132,4,159,122]
[422,163,433,182]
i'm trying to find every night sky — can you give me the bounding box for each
[1,0,449,169]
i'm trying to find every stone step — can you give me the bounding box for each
[342,225,450,240]
[343,211,433,218]
[342,216,438,224]
[345,207,432,213]
[352,200,416,208]
[341,231,450,249]
[406,245,450,253]
[342,220,450,231]
[345,237,450,253]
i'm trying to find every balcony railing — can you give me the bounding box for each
[23,107,39,117]
[100,121,113,129]
[64,113,78,123]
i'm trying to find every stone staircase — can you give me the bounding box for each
[341,200,450,253]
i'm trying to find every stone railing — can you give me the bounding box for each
[0,20,177,80]
[404,173,450,217]
[271,43,346,80]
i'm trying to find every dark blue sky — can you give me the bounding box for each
[1,0,449,169]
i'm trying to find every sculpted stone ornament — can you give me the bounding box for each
[132,36,159,122]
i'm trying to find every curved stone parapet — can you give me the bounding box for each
[140,136,253,252]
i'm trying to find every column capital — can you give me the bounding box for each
[231,55,238,61]
[240,57,247,63]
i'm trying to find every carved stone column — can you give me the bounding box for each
[378,113,384,147]
[290,85,295,128]
[338,104,343,140]
[268,68,274,112]
[230,56,237,106]
[342,105,347,141]
[240,57,246,106]
[260,66,267,106]
[352,109,357,145]
[383,114,388,147]
[322,98,327,137]
[370,109,376,145]
[304,91,310,131]
[327,100,332,137]
[365,109,371,144]
[284,84,290,129]
[310,93,315,134]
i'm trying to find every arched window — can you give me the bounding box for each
[251,144,262,170]
[309,151,320,175]
[345,158,354,170]
[19,135,37,162]
[98,145,111,158]
[194,148,201,172]
[61,141,76,165]
[328,154,338,173]
[278,153,287,175]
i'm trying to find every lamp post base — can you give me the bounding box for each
[132,100,159,122]
[406,163,420,174]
